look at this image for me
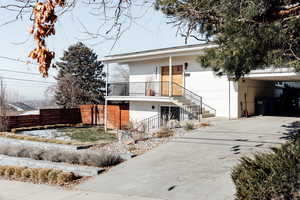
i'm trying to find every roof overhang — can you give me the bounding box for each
[245,68,300,81]
[102,43,217,64]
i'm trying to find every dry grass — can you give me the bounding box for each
[0,165,79,186]
[10,124,83,133]
[0,144,124,168]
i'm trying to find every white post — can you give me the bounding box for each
[169,56,172,97]
[104,63,108,131]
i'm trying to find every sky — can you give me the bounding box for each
[0,2,199,101]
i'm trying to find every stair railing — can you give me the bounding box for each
[136,114,165,133]
[172,82,203,120]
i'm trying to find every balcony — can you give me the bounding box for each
[108,81,172,97]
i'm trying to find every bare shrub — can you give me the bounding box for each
[182,121,195,131]
[154,126,174,138]
[97,153,124,168]
[0,144,123,168]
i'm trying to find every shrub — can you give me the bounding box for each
[154,126,173,138]
[4,167,15,178]
[167,120,180,129]
[232,141,300,200]
[182,121,195,131]
[0,166,79,185]
[96,153,124,168]
[0,144,123,168]
[21,168,32,180]
[48,170,59,184]
[0,166,6,176]
[13,166,26,179]
[30,168,39,182]
[38,169,51,183]
[57,172,75,185]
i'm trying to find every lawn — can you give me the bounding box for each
[58,126,117,142]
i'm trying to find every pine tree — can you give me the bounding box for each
[155,0,300,79]
[55,42,105,108]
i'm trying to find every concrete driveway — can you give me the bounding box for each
[77,116,298,200]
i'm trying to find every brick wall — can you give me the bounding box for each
[4,108,82,130]
[80,104,129,129]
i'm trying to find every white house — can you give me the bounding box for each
[103,43,300,128]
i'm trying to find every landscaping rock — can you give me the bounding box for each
[118,130,135,145]
[119,152,134,161]
[0,155,104,177]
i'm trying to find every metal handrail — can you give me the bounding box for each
[139,114,163,133]
[109,81,216,118]
[202,102,217,113]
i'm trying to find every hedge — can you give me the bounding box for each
[232,141,300,200]
[0,165,79,185]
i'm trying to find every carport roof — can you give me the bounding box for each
[245,68,300,81]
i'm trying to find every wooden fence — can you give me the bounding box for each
[5,108,82,130]
[80,104,129,129]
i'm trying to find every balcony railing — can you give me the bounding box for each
[108,81,170,97]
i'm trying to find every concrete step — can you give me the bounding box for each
[201,113,216,118]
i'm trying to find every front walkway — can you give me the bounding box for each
[0,116,297,200]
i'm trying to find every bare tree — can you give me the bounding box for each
[0,78,8,131]
[55,73,89,108]
[111,65,129,82]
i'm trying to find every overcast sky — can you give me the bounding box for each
[0,2,199,101]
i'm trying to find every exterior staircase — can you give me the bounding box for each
[170,83,216,120]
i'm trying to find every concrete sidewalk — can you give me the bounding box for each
[0,179,163,200]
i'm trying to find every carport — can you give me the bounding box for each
[238,69,300,117]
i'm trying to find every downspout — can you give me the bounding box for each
[104,63,108,132]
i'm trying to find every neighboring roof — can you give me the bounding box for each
[8,102,35,112]
[103,43,217,64]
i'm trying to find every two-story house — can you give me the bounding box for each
[103,43,300,130]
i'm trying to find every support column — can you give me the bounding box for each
[104,63,109,131]
[169,56,172,97]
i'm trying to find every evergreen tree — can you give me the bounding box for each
[55,42,105,108]
[155,0,300,79]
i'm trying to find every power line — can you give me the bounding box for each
[1,77,56,84]
[0,69,42,76]
[0,56,38,66]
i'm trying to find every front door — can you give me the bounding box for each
[161,65,183,96]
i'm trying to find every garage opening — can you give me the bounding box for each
[239,78,300,117]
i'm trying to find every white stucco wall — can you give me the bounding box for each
[127,56,239,119]
[129,101,174,122]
